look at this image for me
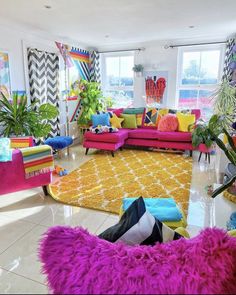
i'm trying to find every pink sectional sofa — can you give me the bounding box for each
[83,109,200,157]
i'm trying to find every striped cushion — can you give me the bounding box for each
[99,197,183,246]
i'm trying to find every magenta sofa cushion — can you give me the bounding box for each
[156,131,192,142]
[84,129,129,143]
[128,129,159,139]
[40,227,236,295]
[0,149,51,195]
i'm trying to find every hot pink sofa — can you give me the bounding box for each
[83,109,200,157]
[0,144,52,196]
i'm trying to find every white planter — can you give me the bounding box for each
[134,71,143,78]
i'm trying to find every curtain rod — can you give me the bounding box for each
[99,48,144,54]
[166,41,226,49]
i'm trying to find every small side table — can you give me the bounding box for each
[198,143,212,164]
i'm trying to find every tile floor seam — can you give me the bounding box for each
[0,266,47,287]
[94,215,112,234]
[0,213,39,226]
[0,223,39,257]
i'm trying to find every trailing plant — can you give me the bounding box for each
[0,92,59,138]
[208,114,236,198]
[132,64,144,72]
[191,119,214,148]
[77,79,103,126]
[211,81,236,130]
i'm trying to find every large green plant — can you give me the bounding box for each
[208,114,236,198]
[77,80,103,126]
[191,120,214,148]
[0,92,59,138]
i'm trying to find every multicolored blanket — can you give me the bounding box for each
[10,137,32,149]
[20,145,54,178]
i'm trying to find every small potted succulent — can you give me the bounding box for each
[132,64,144,77]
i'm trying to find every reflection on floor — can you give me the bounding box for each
[0,145,217,293]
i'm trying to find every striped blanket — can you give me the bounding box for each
[10,137,32,149]
[20,145,54,178]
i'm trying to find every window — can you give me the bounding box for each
[101,53,134,108]
[176,45,225,120]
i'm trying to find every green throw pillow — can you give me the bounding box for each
[120,114,137,129]
[123,107,145,114]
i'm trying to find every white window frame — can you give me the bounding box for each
[101,51,134,98]
[176,44,225,108]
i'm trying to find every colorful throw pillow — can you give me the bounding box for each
[143,108,159,127]
[110,114,124,129]
[99,197,183,246]
[123,107,145,115]
[107,108,124,117]
[96,110,113,118]
[91,113,111,127]
[120,114,137,129]
[158,114,179,132]
[136,113,143,127]
[177,112,196,132]
[90,125,118,134]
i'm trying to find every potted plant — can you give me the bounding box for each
[0,92,59,138]
[132,64,144,77]
[208,115,236,199]
[77,79,103,126]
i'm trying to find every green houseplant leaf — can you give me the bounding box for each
[0,91,59,139]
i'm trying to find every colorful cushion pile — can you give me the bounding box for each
[92,107,197,132]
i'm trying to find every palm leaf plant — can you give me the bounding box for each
[207,81,236,198]
[0,92,59,138]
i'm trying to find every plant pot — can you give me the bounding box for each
[134,71,143,78]
[223,163,236,203]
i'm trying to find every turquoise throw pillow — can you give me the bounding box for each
[123,107,145,114]
[91,113,110,127]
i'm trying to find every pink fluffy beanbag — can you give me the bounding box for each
[158,114,178,132]
[39,227,236,294]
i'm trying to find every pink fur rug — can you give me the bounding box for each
[39,227,236,294]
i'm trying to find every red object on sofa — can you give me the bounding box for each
[0,144,52,196]
[83,109,200,156]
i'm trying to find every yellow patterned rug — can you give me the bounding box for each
[49,150,193,215]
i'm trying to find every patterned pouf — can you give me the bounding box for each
[45,136,73,151]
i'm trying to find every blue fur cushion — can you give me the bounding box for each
[45,136,73,149]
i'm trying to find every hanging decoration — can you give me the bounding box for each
[69,47,90,81]
[144,71,167,106]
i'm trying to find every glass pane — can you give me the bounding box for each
[200,51,220,84]
[198,90,214,120]
[120,56,134,86]
[104,90,134,108]
[181,52,200,85]
[106,57,120,86]
[178,89,198,109]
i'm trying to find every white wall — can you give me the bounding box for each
[133,42,178,108]
[0,25,60,93]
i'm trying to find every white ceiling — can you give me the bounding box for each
[0,0,236,49]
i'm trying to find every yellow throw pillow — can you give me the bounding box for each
[136,113,143,127]
[110,114,124,129]
[177,112,196,132]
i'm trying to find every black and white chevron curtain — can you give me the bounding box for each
[222,36,236,82]
[90,51,101,83]
[27,48,60,139]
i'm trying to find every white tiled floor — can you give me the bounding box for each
[0,145,218,294]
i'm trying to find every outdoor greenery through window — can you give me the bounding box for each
[101,53,134,108]
[177,45,224,119]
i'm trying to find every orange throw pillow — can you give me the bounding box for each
[158,114,178,132]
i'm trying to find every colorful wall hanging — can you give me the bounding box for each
[144,71,168,106]
[0,51,11,96]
